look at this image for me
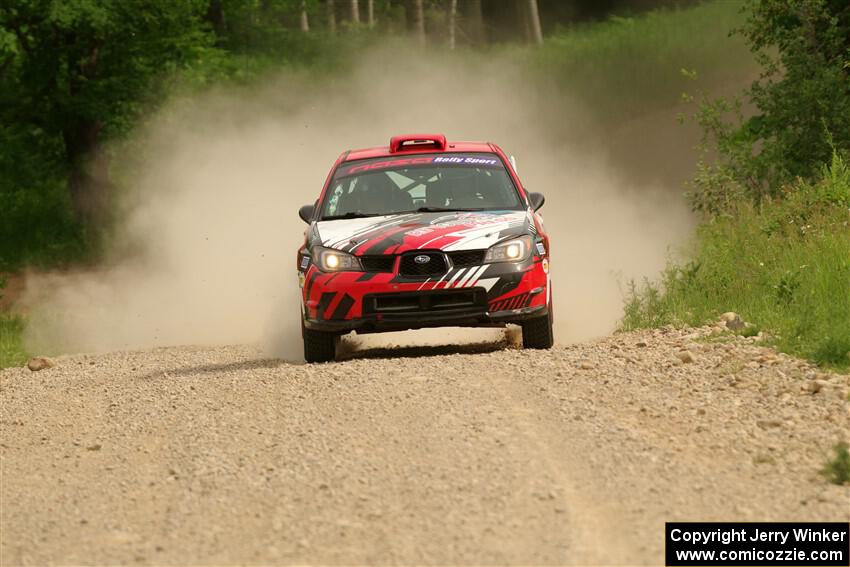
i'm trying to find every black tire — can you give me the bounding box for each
[302,322,337,363]
[521,312,554,349]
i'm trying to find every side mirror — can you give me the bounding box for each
[298,204,315,223]
[528,192,545,211]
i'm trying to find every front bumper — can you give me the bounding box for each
[304,291,548,333]
[300,256,550,334]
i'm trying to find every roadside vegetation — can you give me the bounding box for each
[0,315,27,370]
[821,442,850,486]
[0,278,27,368]
[623,153,850,369]
[623,0,850,371]
[534,0,750,124]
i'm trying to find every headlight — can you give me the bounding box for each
[484,235,532,263]
[313,246,362,272]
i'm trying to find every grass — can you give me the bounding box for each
[532,0,754,124]
[0,277,28,369]
[0,314,28,369]
[623,152,850,370]
[822,442,850,486]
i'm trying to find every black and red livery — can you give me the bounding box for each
[296,134,553,362]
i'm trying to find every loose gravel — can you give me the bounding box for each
[1,326,848,565]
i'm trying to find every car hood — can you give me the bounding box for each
[314,210,531,256]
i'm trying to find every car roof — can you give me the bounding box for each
[343,134,497,162]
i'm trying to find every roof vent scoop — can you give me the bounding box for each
[389,134,447,153]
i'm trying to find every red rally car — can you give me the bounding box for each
[296,134,553,362]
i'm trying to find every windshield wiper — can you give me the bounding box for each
[321,212,384,221]
[412,206,486,213]
[322,207,486,220]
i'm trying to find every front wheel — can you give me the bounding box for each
[521,311,554,349]
[302,321,337,363]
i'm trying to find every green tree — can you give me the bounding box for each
[743,0,850,189]
[692,0,850,209]
[1,0,212,225]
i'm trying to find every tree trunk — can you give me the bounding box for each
[527,0,543,45]
[63,119,111,225]
[300,0,310,31]
[350,0,360,24]
[414,0,425,46]
[517,0,530,44]
[465,0,484,45]
[205,0,226,39]
[448,0,457,49]
[327,0,336,32]
[367,0,374,27]
[62,43,111,226]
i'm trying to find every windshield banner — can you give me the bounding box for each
[336,154,502,177]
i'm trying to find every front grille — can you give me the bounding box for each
[398,252,448,278]
[359,255,395,273]
[364,289,487,314]
[447,250,486,267]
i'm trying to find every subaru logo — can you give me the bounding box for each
[413,255,431,264]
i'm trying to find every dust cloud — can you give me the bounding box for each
[22,45,692,359]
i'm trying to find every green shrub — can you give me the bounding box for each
[822,442,850,486]
[0,178,90,271]
[687,0,850,208]
[738,325,760,338]
[623,153,850,370]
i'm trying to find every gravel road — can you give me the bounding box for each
[2,326,848,565]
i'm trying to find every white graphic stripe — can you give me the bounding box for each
[319,211,527,252]
[320,216,393,248]
[432,270,450,289]
[476,277,499,292]
[465,265,489,288]
[441,220,525,251]
[336,215,413,249]
[455,268,477,288]
[320,214,413,249]
[417,278,431,291]
[445,268,466,288]
[418,234,448,249]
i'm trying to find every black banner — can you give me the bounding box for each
[666,522,849,566]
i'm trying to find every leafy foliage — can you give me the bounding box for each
[2,0,212,138]
[687,0,850,210]
[0,1,381,270]
[0,0,215,268]
[741,0,850,187]
[632,2,850,372]
[622,153,850,369]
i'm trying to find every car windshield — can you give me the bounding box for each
[320,153,523,220]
